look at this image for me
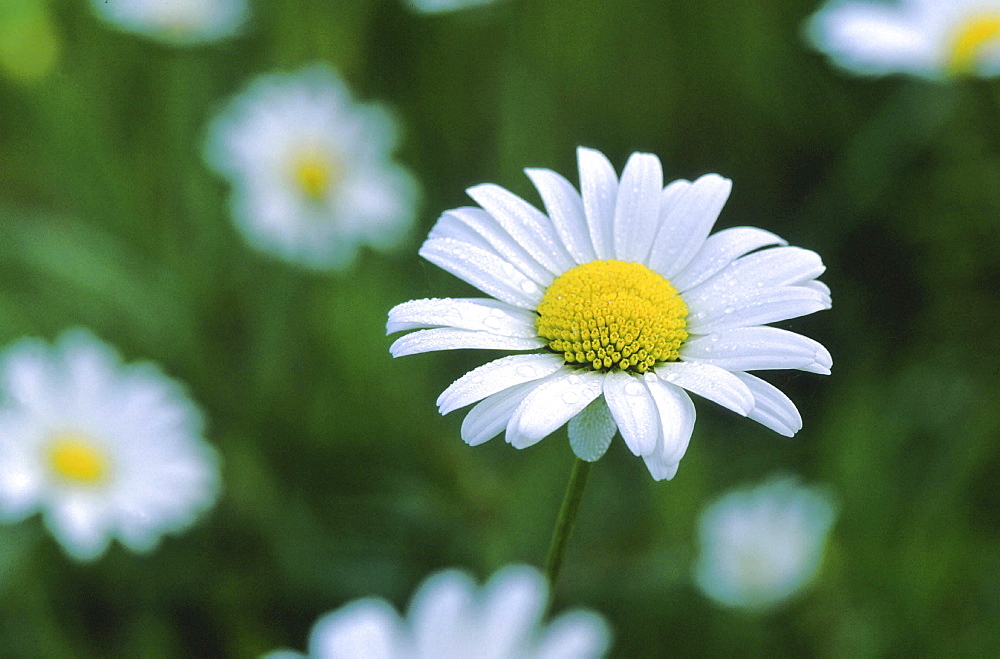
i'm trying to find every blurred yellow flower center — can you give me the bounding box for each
[949,14,1000,74]
[47,433,109,485]
[293,151,339,200]
[536,260,688,373]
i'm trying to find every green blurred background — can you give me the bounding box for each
[1,0,999,655]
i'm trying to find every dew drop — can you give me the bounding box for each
[483,316,502,330]
[624,381,644,396]
[515,364,536,378]
[723,307,734,314]
[520,280,539,294]
[665,372,679,382]
[566,374,581,385]
[562,391,580,405]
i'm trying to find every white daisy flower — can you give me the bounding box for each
[89,0,248,46]
[405,0,501,14]
[204,66,419,271]
[268,564,611,658]
[694,476,837,610]
[807,0,1000,77]
[387,147,831,481]
[0,329,220,561]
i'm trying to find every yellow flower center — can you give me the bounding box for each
[535,260,688,373]
[949,14,1000,74]
[292,150,339,201]
[47,433,109,485]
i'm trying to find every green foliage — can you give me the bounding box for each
[1,0,999,655]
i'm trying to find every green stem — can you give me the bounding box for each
[543,458,592,595]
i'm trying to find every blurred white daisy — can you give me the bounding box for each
[387,147,831,481]
[694,476,837,610]
[205,66,419,271]
[405,0,500,14]
[268,564,610,658]
[807,0,1000,77]
[89,0,248,46]
[0,329,220,561]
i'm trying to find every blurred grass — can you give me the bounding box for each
[1,0,999,655]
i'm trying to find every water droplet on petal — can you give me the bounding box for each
[515,364,536,378]
[562,391,580,405]
[665,372,679,382]
[483,316,502,330]
[566,374,581,385]
[624,381,644,396]
[520,280,539,294]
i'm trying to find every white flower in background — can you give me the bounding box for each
[694,476,837,611]
[807,0,1000,77]
[89,0,248,46]
[0,329,220,561]
[387,147,831,481]
[405,0,500,15]
[268,564,611,658]
[205,66,419,271]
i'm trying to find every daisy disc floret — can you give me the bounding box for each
[535,259,688,373]
[266,564,611,658]
[387,147,832,481]
[205,65,419,271]
[807,0,1000,78]
[0,329,220,561]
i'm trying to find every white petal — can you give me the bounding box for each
[505,369,604,449]
[436,354,565,414]
[308,600,401,659]
[409,570,476,657]
[535,610,612,659]
[460,381,538,446]
[0,435,42,522]
[802,280,831,297]
[0,338,55,411]
[426,207,495,251]
[429,207,554,288]
[602,370,660,456]
[681,327,833,374]
[525,168,596,264]
[647,174,732,279]
[389,328,544,358]
[690,246,825,294]
[806,2,935,76]
[45,497,111,562]
[612,152,663,262]
[568,397,617,462]
[466,184,575,275]
[654,362,755,416]
[671,227,787,292]
[661,179,692,210]
[577,147,618,259]
[686,285,831,335]
[419,238,544,309]
[479,566,547,657]
[643,378,696,479]
[733,372,803,436]
[386,298,538,337]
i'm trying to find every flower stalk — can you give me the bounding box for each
[544,458,592,595]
